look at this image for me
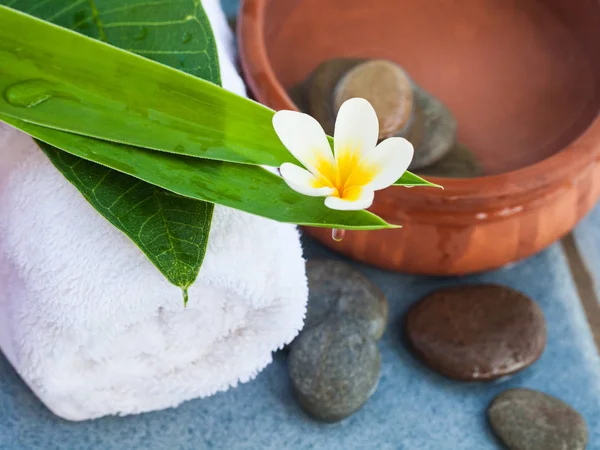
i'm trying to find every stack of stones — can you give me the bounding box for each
[287,260,388,422]
[292,58,482,178]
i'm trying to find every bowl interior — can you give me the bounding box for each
[263,0,600,175]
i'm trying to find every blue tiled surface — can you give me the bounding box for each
[574,202,600,299]
[1,238,599,450]
[220,0,240,19]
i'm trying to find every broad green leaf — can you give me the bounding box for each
[40,144,214,306]
[1,114,394,230]
[0,4,439,191]
[1,0,223,303]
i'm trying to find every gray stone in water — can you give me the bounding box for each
[305,58,366,135]
[417,143,483,178]
[305,259,388,341]
[334,60,414,140]
[288,318,381,423]
[287,82,309,114]
[300,58,457,171]
[488,388,588,450]
[408,85,457,170]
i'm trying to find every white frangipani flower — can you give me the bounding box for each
[273,97,414,211]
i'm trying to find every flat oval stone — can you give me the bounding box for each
[305,259,388,341]
[288,318,381,422]
[334,60,414,140]
[405,284,546,381]
[488,388,588,450]
[407,85,457,170]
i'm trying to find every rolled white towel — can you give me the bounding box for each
[0,0,307,421]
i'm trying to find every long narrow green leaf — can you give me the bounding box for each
[394,171,443,188]
[0,4,439,189]
[1,114,394,230]
[6,0,222,83]
[1,0,223,302]
[0,4,288,166]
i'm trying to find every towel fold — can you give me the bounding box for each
[0,0,307,421]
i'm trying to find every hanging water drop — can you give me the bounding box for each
[332,228,345,242]
[3,79,56,108]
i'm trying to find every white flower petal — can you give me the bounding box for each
[363,137,414,191]
[324,189,375,211]
[273,110,335,175]
[334,98,379,159]
[280,163,336,197]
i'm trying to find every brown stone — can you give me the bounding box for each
[405,284,546,381]
[334,60,414,140]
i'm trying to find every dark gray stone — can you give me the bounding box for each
[304,58,366,135]
[488,388,588,450]
[305,259,388,341]
[408,85,457,170]
[288,318,381,423]
[417,143,483,178]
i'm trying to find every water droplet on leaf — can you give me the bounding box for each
[182,32,192,44]
[4,79,56,108]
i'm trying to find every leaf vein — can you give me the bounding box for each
[86,0,107,41]
[44,0,86,21]
[99,0,184,17]
[25,0,55,14]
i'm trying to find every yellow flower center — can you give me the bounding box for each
[311,147,376,200]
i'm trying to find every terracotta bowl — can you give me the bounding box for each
[239,0,600,275]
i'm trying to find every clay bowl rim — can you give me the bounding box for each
[238,0,600,207]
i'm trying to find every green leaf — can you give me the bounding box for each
[0,4,435,236]
[40,143,214,302]
[2,0,221,84]
[1,114,395,231]
[0,4,287,166]
[1,0,223,302]
[394,171,443,188]
[0,3,440,193]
